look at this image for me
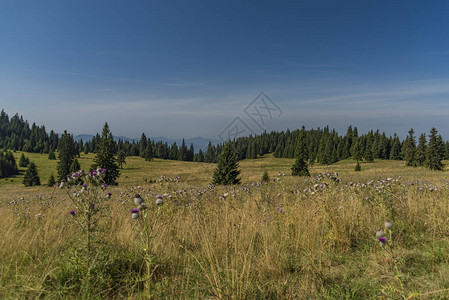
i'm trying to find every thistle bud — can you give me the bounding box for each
[376,229,385,238]
[134,194,144,205]
[130,208,140,219]
[385,220,393,229]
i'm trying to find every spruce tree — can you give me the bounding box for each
[292,127,310,176]
[415,133,427,166]
[291,156,310,176]
[389,136,402,160]
[402,128,416,166]
[426,127,444,170]
[48,173,56,187]
[94,123,120,185]
[48,148,56,160]
[69,158,81,173]
[364,138,374,163]
[19,153,29,167]
[212,142,241,185]
[139,133,147,158]
[117,150,126,169]
[262,170,270,182]
[351,138,363,171]
[23,162,40,186]
[197,149,204,162]
[57,131,76,180]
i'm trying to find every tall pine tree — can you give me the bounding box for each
[426,127,444,171]
[57,131,76,180]
[94,123,120,185]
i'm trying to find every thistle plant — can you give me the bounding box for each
[60,167,111,291]
[376,220,396,262]
[129,193,166,293]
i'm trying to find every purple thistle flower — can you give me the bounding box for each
[57,183,60,188]
[108,192,112,196]
[156,195,163,199]
[378,237,386,243]
[69,210,76,216]
[130,208,140,219]
[83,183,87,187]
[102,183,108,187]
[101,168,106,174]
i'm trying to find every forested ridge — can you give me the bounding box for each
[1,109,448,179]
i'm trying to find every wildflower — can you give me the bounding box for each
[156,195,163,205]
[106,192,112,199]
[130,208,140,219]
[378,236,386,246]
[385,220,393,229]
[69,210,76,216]
[101,168,107,174]
[83,183,87,188]
[134,194,144,205]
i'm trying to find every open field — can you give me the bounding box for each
[2,153,449,298]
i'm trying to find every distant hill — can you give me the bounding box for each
[73,134,221,152]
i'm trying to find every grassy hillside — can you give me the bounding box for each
[1,153,449,298]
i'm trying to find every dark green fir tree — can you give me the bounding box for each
[262,170,270,182]
[48,173,56,187]
[415,133,427,166]
[351,138,363,171]
[93,123,120,185]
[291,156,310,176]
[57,131,76,180]
[212,142,241,185]
[19,153,29,167]
[117,150,126,169]
[69,158,81,173]
[23,162,40,186]
[48,148,56,160]
[402,128,416,166]
[426,127,444,171]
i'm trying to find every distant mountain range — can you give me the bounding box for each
[73,134,221,152]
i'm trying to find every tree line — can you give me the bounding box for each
[1,109,449,181]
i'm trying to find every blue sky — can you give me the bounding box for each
[1,0,449,139]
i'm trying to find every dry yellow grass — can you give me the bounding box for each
[1,154,449,298]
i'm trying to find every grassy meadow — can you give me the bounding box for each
[2,152,449,298]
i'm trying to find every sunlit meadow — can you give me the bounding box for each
[2,153,449,298]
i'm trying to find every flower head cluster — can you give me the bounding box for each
[376,220,393,247]
[62,168,112,218]
[130,194,147,219]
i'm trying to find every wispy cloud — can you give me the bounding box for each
[22,68,149,83]
[295,78,449,106]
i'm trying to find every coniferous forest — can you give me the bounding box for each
[1,109,448,179]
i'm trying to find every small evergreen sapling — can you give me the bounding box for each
[48,173,56,187]
[19,153,29,167]
[262,170,270,182]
